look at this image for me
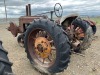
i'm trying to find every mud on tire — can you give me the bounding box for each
[24,19,71,74]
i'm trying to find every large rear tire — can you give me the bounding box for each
[61,18,93,52]
[72,18,93,52]
[0,41,13,75]
[24,19,71,74]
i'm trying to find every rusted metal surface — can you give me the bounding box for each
[83,19,96,26]
[19,16,46,32]
[35,37,51,58]
[8,16,47,37]
[28,29,55,67]
[8,22,22,37]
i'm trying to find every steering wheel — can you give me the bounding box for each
[54,3,63,18]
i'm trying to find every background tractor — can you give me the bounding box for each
[8,3,95,74]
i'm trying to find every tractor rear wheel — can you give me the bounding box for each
[0,41,13,75]
[62,18,93,52]
[72,18,93,52]
[24,19,71,74]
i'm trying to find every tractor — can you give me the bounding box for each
[8,3,95,74]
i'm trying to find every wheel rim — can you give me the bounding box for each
[28,29,56,67]
[34,37,51,59]
[66,24,85,49]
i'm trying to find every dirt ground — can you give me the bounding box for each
[0,24,100,75]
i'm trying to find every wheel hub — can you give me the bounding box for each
[37,44,44,52]
[75,28,85,39]
[34,37,51,59]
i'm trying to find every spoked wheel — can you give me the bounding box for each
[66,24,85,51]
[24,19,70,74]
[62,18,93,52]
[72,18,93,52]
[29,30,56,67]
[17,34,24,47]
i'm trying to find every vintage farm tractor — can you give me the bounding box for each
[8,3,94,74]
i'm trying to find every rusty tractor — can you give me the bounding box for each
[0,40,13,75]
[8,3,95,74]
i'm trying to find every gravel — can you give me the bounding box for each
[0,24,100,75]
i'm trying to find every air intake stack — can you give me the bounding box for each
[26,4,31,16]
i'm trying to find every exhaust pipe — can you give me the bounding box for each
[26,5,28,16]
[26,4,31,16]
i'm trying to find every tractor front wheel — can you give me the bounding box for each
[17,34,24,47]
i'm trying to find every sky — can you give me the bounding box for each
[0,0,100,18]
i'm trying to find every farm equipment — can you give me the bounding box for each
[0,40,13,75]
[8,3,93,74]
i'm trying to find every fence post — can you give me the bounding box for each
[4,0,7,22]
